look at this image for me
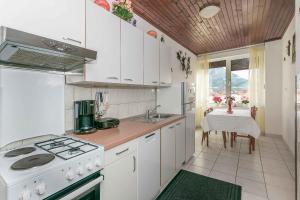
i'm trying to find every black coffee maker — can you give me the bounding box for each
[74,100,97,134]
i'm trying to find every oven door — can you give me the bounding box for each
[45,171,103,200]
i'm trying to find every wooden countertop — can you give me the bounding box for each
[71,115,185,151]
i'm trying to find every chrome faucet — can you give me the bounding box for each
[145,105,161,119]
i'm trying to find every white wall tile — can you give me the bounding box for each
[74,86,92,101]
[64,85,74,110]
[64,85,156,130]
[65,109,74,131]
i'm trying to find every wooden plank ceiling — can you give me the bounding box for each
[132,0,295,55]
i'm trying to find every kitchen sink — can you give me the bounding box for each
[150,114,174,119]
[130,113,174,123]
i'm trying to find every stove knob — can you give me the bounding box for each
[19,190,31,200]
[86,163,94,171]
[76,167,84,176]
[95,160,101,168]
[65,170,75,181]
[35,183,46,195]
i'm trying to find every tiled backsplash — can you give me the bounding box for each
[65,85,156,131]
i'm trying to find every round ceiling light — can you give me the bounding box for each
[199,5,220,18]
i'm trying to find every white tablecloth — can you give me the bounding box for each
[201,109,261,138]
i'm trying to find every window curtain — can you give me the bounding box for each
[195,56,209,127]
[249,47,265,134]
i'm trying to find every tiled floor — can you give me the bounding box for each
[184,129,296,200]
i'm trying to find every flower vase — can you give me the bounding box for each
[227,100,233,114]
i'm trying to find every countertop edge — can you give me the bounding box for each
[71,115,185,151]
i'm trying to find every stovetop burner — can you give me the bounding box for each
[4,147,36,158]
[11,153,55,170]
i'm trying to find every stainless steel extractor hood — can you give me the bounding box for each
[0,26,97,74]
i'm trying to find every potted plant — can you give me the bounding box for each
[241,96,249,107]
[212,96,222,107]
[112,0,133,22]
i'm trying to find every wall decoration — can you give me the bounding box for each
[176,50,192,78]
[112,0,133,22]
[160,35,165,43]
[147,30,157,38]
[292,33,296,63]
[94,0,110,11]
[287,40,291,56]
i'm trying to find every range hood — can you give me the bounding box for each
[0,26,97,73]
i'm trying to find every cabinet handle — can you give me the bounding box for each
[169,126,175,129]
[152,81,158,84]
[124,78,133,81]
[107,76,119,80]
[145,133,156,139]
[62,37,82,44]
[160,82,166,85]
[176,123,181,126]
[133,156,136,172]
[116,148,129,156]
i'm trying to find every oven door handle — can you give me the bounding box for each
[59,176,104,200]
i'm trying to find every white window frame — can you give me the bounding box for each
[208,54,250,107]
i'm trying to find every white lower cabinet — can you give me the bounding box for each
[138,131,161,200]
[161,123,176,187]
[102,119,186,199]
[102,140,138,200]
[185,112,195,161]
[175,119,186,170]
[161,119,186,187]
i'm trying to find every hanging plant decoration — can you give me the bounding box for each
[176,50,192,78]
[112,0,133,22]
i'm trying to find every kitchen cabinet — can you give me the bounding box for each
[102,140,138,200]
[85,0,121,83]
[0,0,85,47]
[161,123,176,187]
[121,21,144,85]
[175,119,186,170]
[138,131,161,200]
[185,112,196,162]
[143,34,160,86]
[159,43,172,86]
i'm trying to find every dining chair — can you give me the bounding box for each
[202,108,227,148]
[201,108,211,147]
[231,106,257,154]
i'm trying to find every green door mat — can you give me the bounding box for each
[156,170,241,200]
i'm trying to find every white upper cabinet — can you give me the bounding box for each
[0,0,85,47]
[159,42,172,86]
[85,0,121,83]
[143,34,159,86]
[121,21,144,85]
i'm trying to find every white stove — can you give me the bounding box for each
[0,136,104,200]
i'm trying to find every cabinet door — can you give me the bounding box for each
[0,0,85,47]
[159,43,172,86]
[102,151,137,200]
[138,131,161,200]
[121,21,143,85]
[175,119,186,170]
[144,34,159,86]
[85,0,121,83]
[185,112,196,161]
[161,124,176,187]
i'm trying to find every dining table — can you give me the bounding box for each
[201,108,261,147]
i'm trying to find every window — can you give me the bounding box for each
[231,58,249,105]
[208,57,249,107]
[208,60,226,105]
